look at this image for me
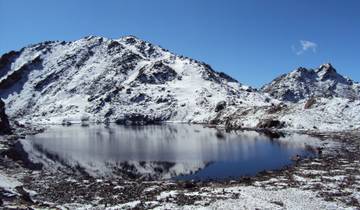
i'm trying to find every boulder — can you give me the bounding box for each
[256,119,284,129]
[267,103,287,114]
[0,99,11,135]
[215,101,226,112]
[304,97,316,109]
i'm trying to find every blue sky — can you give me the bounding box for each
[0,0,359,87]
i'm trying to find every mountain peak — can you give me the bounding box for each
[0,36,263,124]
[75,35,146,47]
[317,63,337,78]
[316,63,352,85]
[118,35,143,43]
[294,67,308,73]
[121,35,140,40]
[318,63,334,70]
[262,63,360,102]
[291,67,315,79]
[83,35,104,39]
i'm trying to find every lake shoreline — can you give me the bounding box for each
[0,125,359,209]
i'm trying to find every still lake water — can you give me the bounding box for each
[20,124,316,180]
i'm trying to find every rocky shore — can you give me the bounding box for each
[0,126,359,209]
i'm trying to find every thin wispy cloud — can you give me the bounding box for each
[292,40,318,55]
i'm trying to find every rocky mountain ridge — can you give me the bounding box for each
[0,36,359,131]
[262,63,360,102]
[0,35,271,126]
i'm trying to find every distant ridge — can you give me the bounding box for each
[261,63,360,102]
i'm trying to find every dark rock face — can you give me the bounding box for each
[201,63,238,84]
[256,119,285,129]
[215,101,226,112]
[0,56,43,97]
[130,93,147,103]
[115,113,169,125]
[0,50,21,79]
[3,141,42,169]
[136,61,177,84]
[0,99,12,135]
[317,64,348,84]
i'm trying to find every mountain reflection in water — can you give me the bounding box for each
[20,124,317,180]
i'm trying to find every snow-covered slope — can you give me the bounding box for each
[218,97,360,131]
[0,36,272,124]
[261,63,360,102]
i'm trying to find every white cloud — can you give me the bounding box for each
[292,40,318,55]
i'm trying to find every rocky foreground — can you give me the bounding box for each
[0,128,360,209]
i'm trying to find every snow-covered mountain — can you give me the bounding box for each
[1,36,360,131]
[0,36,272,124]
[261,63,360,102]
[207,63,360,131]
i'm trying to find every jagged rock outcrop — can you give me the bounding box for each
[261,63,360,102]
[0,99,11,134]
